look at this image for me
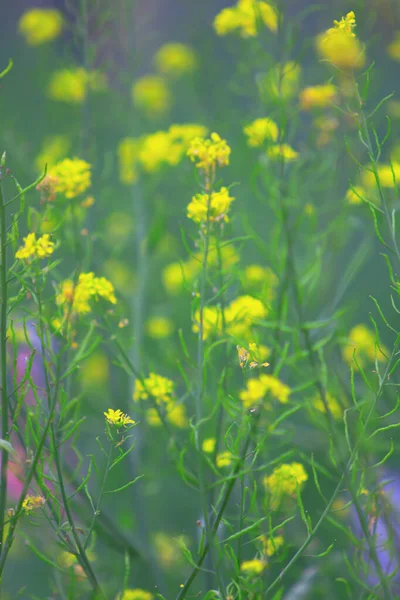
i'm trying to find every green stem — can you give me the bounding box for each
[0,173,8,556]
[83,441,113,550]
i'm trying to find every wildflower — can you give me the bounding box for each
[50,158,91,199]
[240,373,290,408]
[162,259,200,295]
[202,437,216,453]
[192,306,223,340]
[15,233,55,261]
[187,187,234,224]
[48,68,106,104]
[387,33,400,62]
[316,11,365,70]
[264,462,308,504]
[81,195,95,208]
[361,163,400,189]
[243,117,279,147]
[117,137,141,184]
[237,343,269,369]
[240,559,267,575]
[346,185,365,205]
[18,8,63,46]
[57,272,117,315]
[36,175,58,203]
[22,494,46,513]
[121,590,154,600]
[133,373,174,403]
[138,131,179,172]
[261,61,301,100]
[216,451,234,468]
[153,532,187,568]
[132,75,171,116]
[225,295,268,338]
[165,403,188,428]
[154,43,197,77]
[342,324,388,367]
[35,135,71,171]
[104,408,135,428]
[213,0,278,37]
[259,534,284,557]
[242,265,279,301]
[267,144,299,161]
[187,132,231,172]
[312,392,343,420]
[146,316,174,339]
[299,84,337,110]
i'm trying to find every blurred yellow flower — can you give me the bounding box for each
[213,0,278,37]
[132,75,171,116]
[57,273,117,315]
[299,84,337,110]
[361,163,400,189]
[121,590,153,600]
[154,43,197,77]
[117,138,141,184]
[267,144,299,161]
[242,264,279,301]
[134,373,174,403]
[187,187,234,224]
[153,532,187,569]
[316,11,365,70]
[187,132,231,171]
[15,233,55,261]
[216,451,234,468]
[104,408,135,428]
[50,157,91,199]
[387,33,400,62]
[18,8,63,46]
[48,68,107,104]
[80,352,110,387]
[342,324,388,367]
[244,117,279,147]
[35,135,71,171]
[162,258,200,295]
[146,316,174,339]
[240,559,267,575]
[202,437,216,453]
[22,494,46,513]
[240,373,290,408]
[261,61,301,100]
[264,462,308,503]
[346,185,365,205]
[312,392,343,420]
[260,534,284,557]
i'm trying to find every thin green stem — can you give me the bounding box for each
[0,174,8,556]
[83,441,113,550]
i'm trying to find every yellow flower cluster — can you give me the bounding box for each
[387,33,400,62]
[240,559,267,575]
[267,143,299,161]
[146,316,174,339]
[244,117,279,147]
[22,494,46,513]
[213,0,278,37]
[202,437,216,454]
[264,462,308,503]
[241,264,279,301]
[312,392,343,420]
[104,408,135,428]
[187,187,234,224]
[35,135,71,171]
[57,272,117,315]
[15,233,55,261]
[361,163,400,189]
[299,84,337,111]
[153,43,197,77]
[18,8,63,46]
[240,373,290,409]
[316,11,365,70]
[193,295,267,340]
[236,342,270,369]
[121,590,154,600]
[131,75,171,117]
[346,185,365,205]
[118,124,208,183]
[216,451,235,468]
[50,158,91,199]
[48,68,107,104]
[259,534,284,557]
[133,373,187,428]
[187,132,231,172]
[342,324,388,368]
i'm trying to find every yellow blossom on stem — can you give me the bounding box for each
[264,462,308,505]
[162,258,201,295]
[121,589,154,600]
[316,11,365,70]
[312,392,343,420]
[146,316,174,339]
[267,144,299,161]
[216,451,234,468]
[48,68,107,104]
[299,84,337,110]
[22,494,46,513]
[388,33,400,62]
[240,559,267,575]
[154,43,198,77]
[187,187,234,224]
[361,163,400,189]
[202,437,216,454]
[18,8,63,46]
[50,157,91,199]
[240,373,290,409]
[15,233,55,261]
[133,373,175,403]
[346,186,365,205]
[237,343,269,369]
[132,75,171,116]
[213,0,278,37]
[259,534,284,557]
[104,408,135,428]
[57,272,117,315]
[117,138,141,184]
[342,324,388,368]
[243,117,279,147]
[187,132,231,172]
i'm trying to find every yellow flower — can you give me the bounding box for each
[312,392,343,420]
[187,132,231,171]
[361,163,400,189]
[216,451,234,468]
[146,316,174,339]
[261,61,301,100]
[162,259,200,295]
[346,186,365,205]
[244,117,279,147]
[22,494,46,513]
[316,11,365,70]
[35,135,71,171]
[259,534,284,557]
[264,462,308,503]
[104,408,135,428]
[240,559,267,575]
[388,100,400,119]
[202,437,216,453]
[387,33,400,61]
[18,8,63,46]
[15,233,55,261]
[237,343,269,369]
[49,158,91,199]
[267,144,299,161]
[132,75,171,116]
[224,295,268,338]
[213,0,278,37]
[48,68,106,104]
[154,43,197,77]
[242,265,279,301]
[187,187,235,224]
[57,272,117,315]
[165,403,188,428]
[133,373,175,403]
[117,138,141,184]
[153,532,187,569]
[342,324,388,368]
[121,590,153,600]
[240,373,290,409]
[299,84,337,110]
